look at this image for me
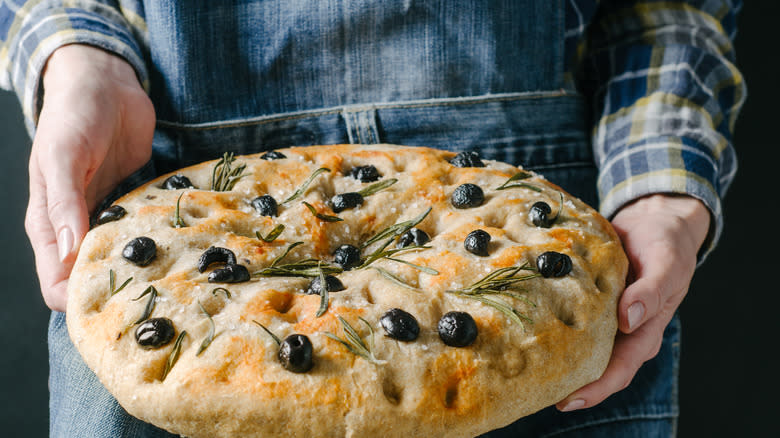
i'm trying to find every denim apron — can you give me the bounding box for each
[49,1,680,436]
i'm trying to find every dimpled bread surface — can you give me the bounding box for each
[66,144,627,438]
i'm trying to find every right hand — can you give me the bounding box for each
[25,44,155,312]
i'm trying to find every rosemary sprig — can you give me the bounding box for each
[360,207,432,250]
[131,286,157,325]
[315,263,329,317]
[211,287,232,299]
[255,259,343,278]
[445,264,539,329]
[495,171,542,192]
[302,201,343,222]
[109,269,132,296]
[161,330,187,381]
[448,264,539,294]
[372,267,421,291]
[172,193,186,228]
[281,168,330,205]
[256,224,285,242]
[211,152,248,191]
[196,301,215,356]
[252,320,281,345]
[357,178,397,197]
[324,316,386,365]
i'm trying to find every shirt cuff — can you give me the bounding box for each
[597,136,728,264]
[1,1,148,134]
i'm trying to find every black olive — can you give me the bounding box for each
[464,229,491,256]
[438,311,478,347]
[135,317,176,349]
[530,201,554,228]
[348,165,381,182]
[333,244,361,270]
[536,251,573,278]
[449,151,485,168]
[95,205,126,225]
[207,263,250,283]
[330,192,364,213]
[162,174,195,190]
[122,237,156,266]
[451,184,484,209]
[397,228,430,248]
[251,195,278,217]
[305,275,345,295]
[278,334,314,373]
[380,308,420,342]
[261,151,286,160]
[198,246,238,273]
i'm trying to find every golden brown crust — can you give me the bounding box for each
[67,144,627,438]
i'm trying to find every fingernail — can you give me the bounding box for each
[628,302,645,329]
[58,227,74,262]
[560,399,585,412]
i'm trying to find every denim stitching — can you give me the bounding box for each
[155,91,577,131]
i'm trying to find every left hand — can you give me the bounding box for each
[556,193,711,412]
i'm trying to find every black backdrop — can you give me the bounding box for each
[1,3,777,436]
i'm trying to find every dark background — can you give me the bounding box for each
[1,4,777,437]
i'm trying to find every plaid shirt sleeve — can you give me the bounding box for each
[0,0,148,133]
[574,0,747,261]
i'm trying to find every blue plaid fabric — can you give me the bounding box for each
[0,0,746,259]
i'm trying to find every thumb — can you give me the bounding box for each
[38,131,93,264]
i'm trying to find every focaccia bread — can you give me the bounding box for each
[66,144,627,438]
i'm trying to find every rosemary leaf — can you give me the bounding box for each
[196,302,215,356]
[109,269,133,296]
[113,275,133,296]
[252,320,281,346]
[270,241,304,267]
[281,167,330,205]
[495,171,542,192]
[132,286,157,325]
[384,257,439,275]
[372,267,421,291]
[324,316,385,365]
[173,193,186,228]
[552,191,564,223]
[211,152,248,192]
[303,201,343,222]
[315,263,329,317]
[256,224,285,242]
[211,287,232,299]
[161,330,187,381]
[357,178,397,197]
[360,207,432,250]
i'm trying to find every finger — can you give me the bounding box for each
[556,310,672,411]
[25,153,69,311]
[618,240,694,333]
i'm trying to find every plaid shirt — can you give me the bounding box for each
[0,0,746,259]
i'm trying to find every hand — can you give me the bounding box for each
[24,44,155,311]
[556,194,711,411]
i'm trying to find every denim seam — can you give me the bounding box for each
[155,91,578,131]
[539,412,680,438]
